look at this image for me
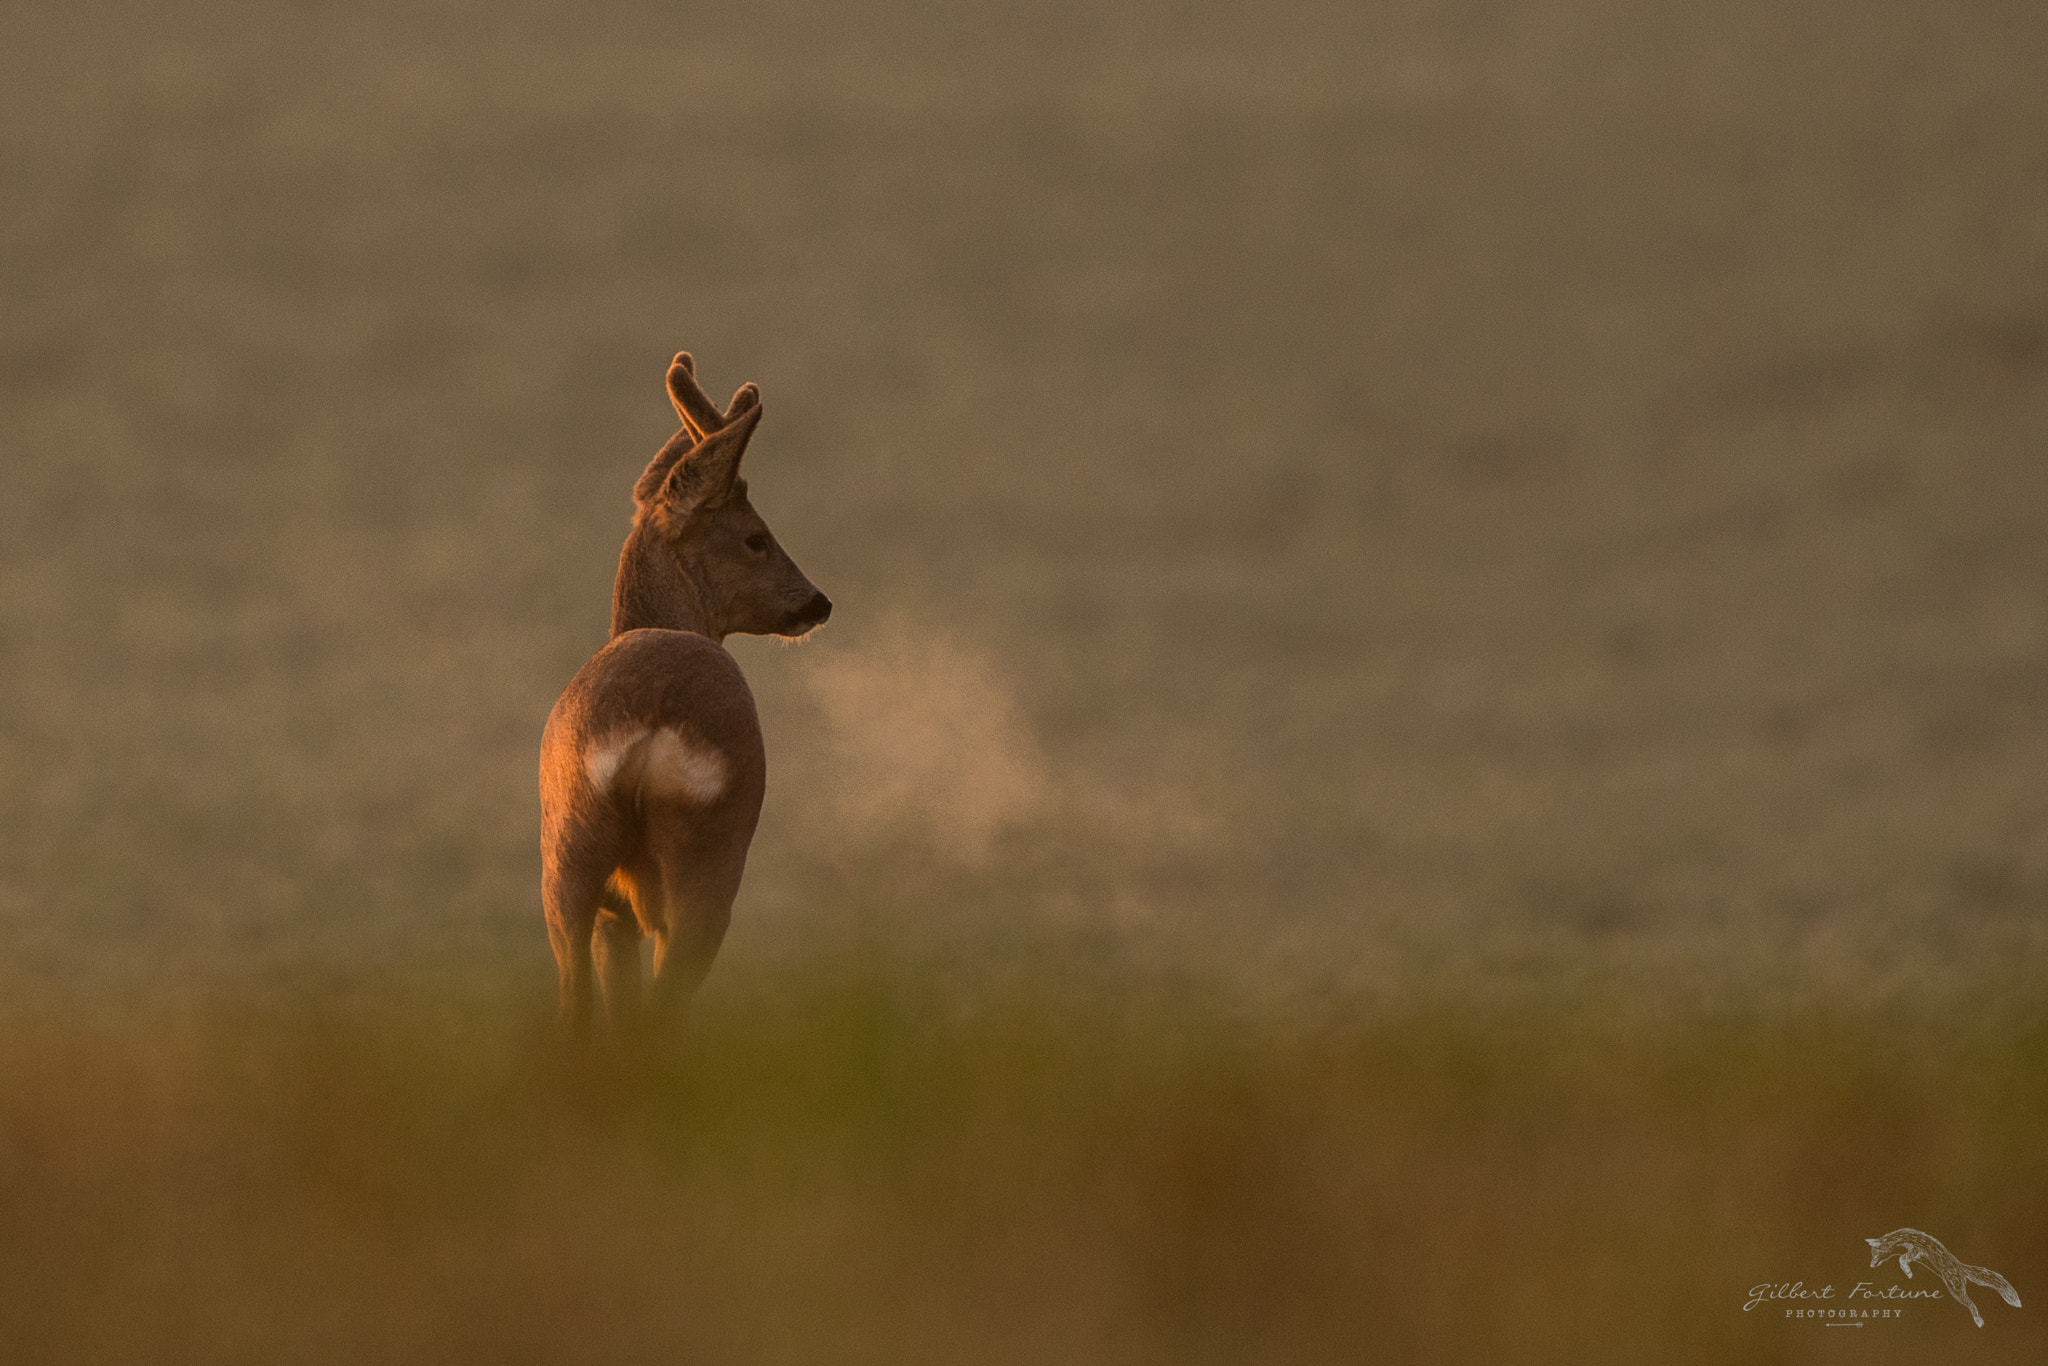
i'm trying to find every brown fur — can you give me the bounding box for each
[539,352,829,1035]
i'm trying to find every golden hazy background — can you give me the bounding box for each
[2,0,2045,1360]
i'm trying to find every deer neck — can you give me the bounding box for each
[610,526,723,641]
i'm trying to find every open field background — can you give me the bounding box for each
[3,0,2047,1359]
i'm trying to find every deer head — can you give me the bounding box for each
[610,353,831,642]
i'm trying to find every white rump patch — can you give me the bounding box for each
[640,728,728,801]
[583,727,727,804]
[584,730,645,792]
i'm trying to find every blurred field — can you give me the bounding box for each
[4,0,2048,997]
[0,969,2040,1365]
[3,0,2048,1357]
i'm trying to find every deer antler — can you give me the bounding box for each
[667,352,757,440]
[636,353,760,504]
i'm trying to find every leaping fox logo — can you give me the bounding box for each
[1866,1228,2021,1327]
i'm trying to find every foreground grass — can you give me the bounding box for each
[0,965,2041,1364]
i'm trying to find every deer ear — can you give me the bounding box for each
[633,428,695,505]
[659,399,762,515]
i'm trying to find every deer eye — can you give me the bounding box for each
[744,532,770,554]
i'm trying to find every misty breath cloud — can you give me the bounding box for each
[796,620,1051,866]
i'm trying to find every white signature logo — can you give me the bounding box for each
[1866,1228,2022,1328]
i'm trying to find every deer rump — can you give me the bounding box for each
[540,631,767,997]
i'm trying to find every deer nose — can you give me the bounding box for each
[801,590,832,625]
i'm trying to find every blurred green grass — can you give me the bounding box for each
[0,965,2040,1364]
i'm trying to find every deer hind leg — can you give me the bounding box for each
[592,884,645,1036]
[646,851,741,1027]
[542,863,606,1034]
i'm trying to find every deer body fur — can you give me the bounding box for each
[540,352,829,1034]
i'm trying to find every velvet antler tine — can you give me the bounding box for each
[666,352,730,440]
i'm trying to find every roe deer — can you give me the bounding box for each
[540,351,830,1034]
